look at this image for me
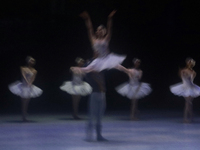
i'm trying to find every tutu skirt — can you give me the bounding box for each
[60,81,92,96]
[170,82,200,98]
[9,81,43,99]
[116,82,152,99]
[88,53,126,71]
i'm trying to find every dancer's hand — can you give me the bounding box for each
[79,11,89,20]
[108,10,117,18]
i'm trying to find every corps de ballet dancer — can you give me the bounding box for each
[60,57,92,119]
[8,56,43,122]
[71,10,126,74]
[116,58,152,120]
[170,58,200,123]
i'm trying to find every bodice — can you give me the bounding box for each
[22,68,34,84]
[92,40,109,57]
[72,74,83,85]
[181,73,194,85]
[129,69,141,85]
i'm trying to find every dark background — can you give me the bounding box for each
[1,0,200,115]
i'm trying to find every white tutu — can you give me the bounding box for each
[87,52,126,72]
[9,81,43,99]
[116,82,152,99]
[170,82,200,98]
[60,81,92,96]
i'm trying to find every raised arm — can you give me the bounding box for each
[80,11,95,43]
[105,10,117,42]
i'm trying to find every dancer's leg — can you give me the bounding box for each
[72,95,81,119]
[21,98,30,122]
[96,93,107,141]
[130,99,138,120]
[184,97,193,123]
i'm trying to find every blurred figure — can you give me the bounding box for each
[60,57,92,120]
[84,57,107,142]
[9,56,43,122]
[116,58,152,120]
[170,58,200,123]
[71,10,126,73]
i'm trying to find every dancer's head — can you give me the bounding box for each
[26,56,35,67]
[95,25,107,38]
[75,57,85,67]
[133,58,141,69]
[185,57,195,68]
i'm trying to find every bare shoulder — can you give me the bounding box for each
[20,66,25,69]
[181,68,187,73]
[192,69,196,75]
[128,68,134,72]
[20,66,27,71]
[32,68,37,74]
[129,68,136,75]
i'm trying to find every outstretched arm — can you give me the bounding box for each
[70,66,94,74]
[116,64,130,75]
[80,11,95,43]
[105,10,117,42]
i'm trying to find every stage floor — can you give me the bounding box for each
[1,110,200,150]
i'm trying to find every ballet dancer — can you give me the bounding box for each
[170,58,200,123]
[116,58,152,120]
[9,56,43,122]
[71,10,126,74]
[60,57,92,119]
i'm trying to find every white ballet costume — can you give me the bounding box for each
[116,69,152,99]
[87,39,126,71]
[60,73,92,96]
[170,72,200,98]
[9,70,43,99]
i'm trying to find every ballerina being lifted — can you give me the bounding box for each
[71,10,126,73]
